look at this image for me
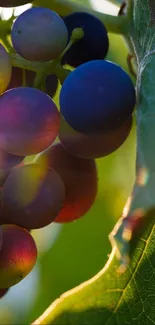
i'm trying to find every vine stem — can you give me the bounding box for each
[11,31,79,85]
[34,0,129,35]
[109,0,155,270]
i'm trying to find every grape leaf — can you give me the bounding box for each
[32,213,155,325]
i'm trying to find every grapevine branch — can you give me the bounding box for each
[31,0,155,322]
[34,0,128,35]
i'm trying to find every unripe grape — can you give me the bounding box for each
[0,44,11,95]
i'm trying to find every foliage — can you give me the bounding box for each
[0,1,154,325]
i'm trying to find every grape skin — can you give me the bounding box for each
[35,143,98,223]
[0,288,9,298]
[0,225,37,289]
[60,60,136,134]
[62,12,109,67]
[11,7,68,62]
[0,149,24,186]
[1,164,66,229]
[0,87,60,156]
[7,67,58,98]
[59,116,133,159]
[0,0,33,6]
[0,44,12,95]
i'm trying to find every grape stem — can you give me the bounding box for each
[11,28,84,86]
[34,0,130,35]
[30,0,155,323]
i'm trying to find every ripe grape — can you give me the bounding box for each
[0,87,60,156]
[0,225,37,289]
[11,7,68,62]
[0,0,33,6]
[35,143,97,223]
[60,60,136,134]
[0,149,24,170]
[7,67,58,98]
[0,288,9,298]
[62,12,109,67]
[0,44,12,95]
[59,116,132,159]
[0,149,24,186]
[1,164,65,229]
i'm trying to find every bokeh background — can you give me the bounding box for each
[0,1,136,323]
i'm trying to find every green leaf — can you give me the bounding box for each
[32,214,155,325]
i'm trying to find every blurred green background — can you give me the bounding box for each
[0,0,136,324]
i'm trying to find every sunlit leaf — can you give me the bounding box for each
[32,214,155,325]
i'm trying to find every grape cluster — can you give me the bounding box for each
[0,1,136,298]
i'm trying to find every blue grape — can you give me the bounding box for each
[0,87,60,156]
[0,0,33,6]
[11,7,68,62]
[59,116,132,159]
[62,12,109,67]
[35,143,97,223]
[7,67,58,98]
[1,164,65,229]
[60,60,136,134]
[0,44,12,95]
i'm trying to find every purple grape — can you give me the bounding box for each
[35,143,97,223]
[59,116,132,159]
[1,164,65,229]
[0,149,24,186]
[0,87,60,156]
[0,225,37,289]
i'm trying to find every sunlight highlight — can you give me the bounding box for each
[0,3,32,20]
[90,0,119,16]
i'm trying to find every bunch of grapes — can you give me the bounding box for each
[0,0,136,298]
